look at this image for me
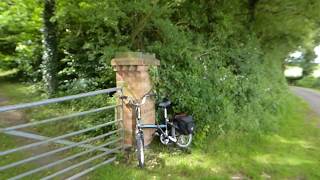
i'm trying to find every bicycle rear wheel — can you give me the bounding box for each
[176,133,192,148]
[171,125,193,148]
[136,132,145,168]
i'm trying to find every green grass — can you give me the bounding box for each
[0,80,41,104]
[0,80,43,179]
[92,95,320,179]
[0,80,118,179]
[1,80,319,179]
[0,133,45,179]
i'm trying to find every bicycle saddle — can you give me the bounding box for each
[158,100,171,108]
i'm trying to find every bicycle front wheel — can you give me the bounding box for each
[136,132,145,168]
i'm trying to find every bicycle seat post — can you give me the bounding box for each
[136,104,142,126]
[164,107,168,122]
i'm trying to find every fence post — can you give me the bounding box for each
[111,52,160,147]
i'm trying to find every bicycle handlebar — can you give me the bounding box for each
[120,92,156,107]
[141,93,156,105]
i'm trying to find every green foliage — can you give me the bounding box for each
[285,49,317,78]
[0,0,42,80]
[254,0,320,54]
[296,76,320,89]
[301,49,317,76]
[145,1,287,144]
[55,0,126,90]
[1,0,320,144]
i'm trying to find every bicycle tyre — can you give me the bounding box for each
[176,133,193,148]
[170,125,192,148]
[136,132,145,168]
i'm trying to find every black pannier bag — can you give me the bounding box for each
[174,114,195,135]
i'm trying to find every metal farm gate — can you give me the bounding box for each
[0,88,124,179]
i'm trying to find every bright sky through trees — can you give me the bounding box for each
[289,45,320,63]
[290,51,303,59]
[314,45,320,63]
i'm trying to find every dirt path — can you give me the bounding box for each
[290,86,320,127]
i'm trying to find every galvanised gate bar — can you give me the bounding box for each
[0,87,124,179]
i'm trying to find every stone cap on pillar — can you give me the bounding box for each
[111,52,160,70]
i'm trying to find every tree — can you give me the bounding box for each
[301,49,317,76]
[42,0,58,95]
[0,0,42,77]
[1,0,320,140]
[248,0,259,22]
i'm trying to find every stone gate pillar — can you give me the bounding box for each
[111,52,160,147]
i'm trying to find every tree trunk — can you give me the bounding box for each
[248,0,259,22]
[42,0,58,95]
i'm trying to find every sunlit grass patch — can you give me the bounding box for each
[254,154,315,166]
[0,69,18,77]
[271,135,317,149]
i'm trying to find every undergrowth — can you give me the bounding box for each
[295,76,320,90]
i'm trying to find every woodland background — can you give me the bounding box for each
[1,0,320,144]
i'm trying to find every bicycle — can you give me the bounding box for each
[120,92,194,168]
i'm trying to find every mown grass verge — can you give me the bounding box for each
[91,95,320,179]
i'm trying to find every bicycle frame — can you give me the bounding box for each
[135,105,168,131]
[122,93,178,142]
[123,93,192,168]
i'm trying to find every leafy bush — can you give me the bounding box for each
[2,0,319,145]
[0,0,43,81]
[296,76,320,89]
